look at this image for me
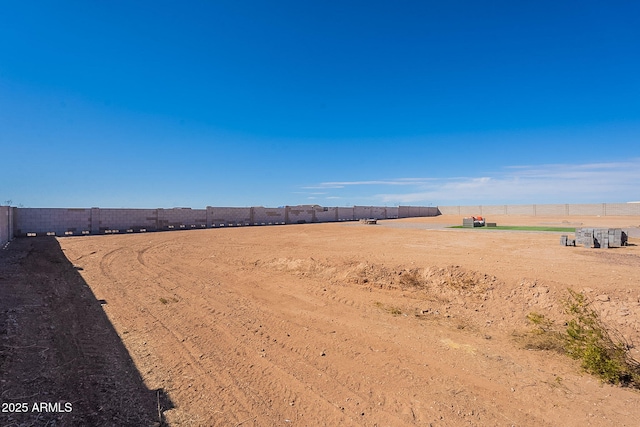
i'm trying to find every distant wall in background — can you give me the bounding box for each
[11,205,430,238]
[437,203,640,216]
[6,203,639,241]
[0,206,14,246]
[398,206,439,218]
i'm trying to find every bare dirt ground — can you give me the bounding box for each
[2,215,640,426]
[0,237,161,426]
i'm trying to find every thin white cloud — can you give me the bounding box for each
[301,184,345,189]
[305,177,440,189]
[302,158,640,205]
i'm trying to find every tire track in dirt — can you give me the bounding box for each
[229,257,559,425]
[98,247,122,282]
[85,239,524,425]
[133,242,360,426]
[133,242,524,425]
[130,240,428,426]
[133,242,399,425]
[96,243,267,425]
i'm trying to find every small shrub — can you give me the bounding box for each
[374,301,403,316]
[518,290,640,388]
[399,270,422,288]
[389,306,403,316]
[527,312,555,332]
[563,289,640,387]
[515,312,565,352]
[444,272,478,290]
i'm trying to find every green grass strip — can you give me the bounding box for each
[449,225,576,232]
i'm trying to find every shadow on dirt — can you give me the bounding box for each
[0,237,173,426]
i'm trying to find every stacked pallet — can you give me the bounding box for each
[573,228,628,248]
[462,217,485,228]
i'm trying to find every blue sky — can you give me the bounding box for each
[1,1,639,208]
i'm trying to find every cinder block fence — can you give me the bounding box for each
[1,202,638,246]
[437,203,640,216]
[2,205,433,241]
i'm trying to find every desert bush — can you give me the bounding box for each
[399,270,422,288]
[516,312,565,352]
[563,289,640,387]
[520,290,640,388]
[374,301,403,316]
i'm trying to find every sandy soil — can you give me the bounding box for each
[2,215,640,426]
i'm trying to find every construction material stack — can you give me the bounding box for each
[359,218,377,225]
[462,216,485,228]
[570,228,628,248]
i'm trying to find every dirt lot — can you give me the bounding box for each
[2,215,640,426]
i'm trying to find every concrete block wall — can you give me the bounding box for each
[370,207,387,219]
[425,206,437,217]
[158,208,207,230]
[314,206,339,222]
[605,203,640,215]
[435,206,458,215]
[479,205,507,215]
[436,205,483,216]
[207,207,252,226]
[8,202,640,241]
[15,208,92,236]
[6,204,444,239]
[0,206,14,246]
[90,208,100,234]
[337,207,355,220]
[351,206,404,219]
[459,205,483,216]
[567,204,604,216]
[398,206,437,218]
[507,205,536,215]
[97,208,158,231]
[252,207,286,224]
[387,207,400,218]
[11,203,640,241]
[353,206,373,219]
[287,206,317,223]
[533,204,566,216]
[438,203,640,217]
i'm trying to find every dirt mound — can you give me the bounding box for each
[254,256,640,348]
[258,257,497,294]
